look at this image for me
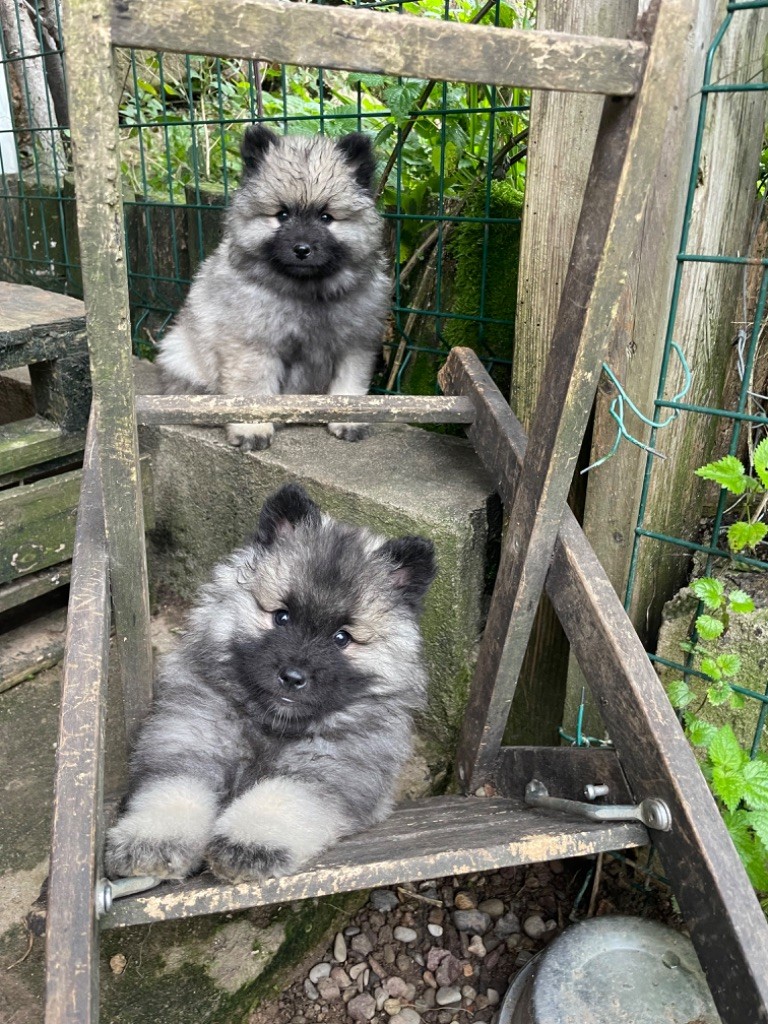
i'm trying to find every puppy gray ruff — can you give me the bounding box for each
[156,126,391,450]
[105,484,437,883]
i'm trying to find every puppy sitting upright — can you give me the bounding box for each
[105,484,436,883]
[157,127,390,450]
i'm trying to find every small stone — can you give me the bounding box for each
[310,962,333,984]
[383,998,402,1016]
[462,964,474,978]
[304,979,319,1001]
[505,935,521,951]
[427,923,443,938]
[396,954,412,974]
[454,891,476,910]
[317,979,342,1002]
[344,987,358,1003]
[374,987,388,1011]
[391,1012,421,1024]
[403,983,417,1001]
[474,786,487,797]
[523,914,547,940]
[412,953,424,968]
[461,985,477,1000]
[109,954,127,976]
[495,910,521,938]
[378,924,394,944]
[475,994,489,1011]
[383,945,396,965]
[348,993,377,1021]
[334,932,348,962]
[331,967,351,988]
[394,926,418,943]
[422,988,437,1009]
[349,962,367,982]
[368,955,386,980]
[351,933,374,956]
[514,950,533,968]
[428,908,444,925]
[477,898,505,919]
[385,977,409,999]
[345,925,361,936]
[486,989,500,1006]
[436,986,462,1006]
[370,890,400,912]
[452,910,491,936]
[438,1013,453,1024]
[369,911,385,930]
[467,935,486,958]
[434,953,462,988]
[423,969,437,989]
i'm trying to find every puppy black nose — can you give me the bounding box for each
[293,243,311,260]
[278,667,307,689]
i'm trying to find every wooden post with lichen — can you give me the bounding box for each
[61,0,152,738]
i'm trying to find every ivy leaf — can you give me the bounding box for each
[753,436,768,489]
[666,680,694,708]
[700,657,721,681]
[685,715,717,747]
[742,760,768,810]
[695,614,725,641]
[729,589,756,614]
[712,767,746,812]
[691,577,725,610]
[727,521,767,553]
[709,726,747,772]
[716,652,741,677]
[749,810,768,849]
[696,455,749,495]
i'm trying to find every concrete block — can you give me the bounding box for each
[136,362,497,764]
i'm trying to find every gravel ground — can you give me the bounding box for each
[250,853,679,1024]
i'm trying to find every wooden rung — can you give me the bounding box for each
[135,394,475,426]
[103,795,647,929]
[110,0,647,97]
[0,415,83,478]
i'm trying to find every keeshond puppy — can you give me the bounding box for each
[156,126,390,451]
[105,484,436,883]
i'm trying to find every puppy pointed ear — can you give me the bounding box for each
[254,484,321,547]
[336,132,377,194]
[241,125,279,177]
[380,536,437,610]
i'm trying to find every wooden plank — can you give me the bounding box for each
[451,0,693,789]
[110,0,647,97]
[0,281,85,354]
[0,457,153,585]
[440,347,768,1024]
[0,416,84,478]
[135,394,475,426]
[496,746,634,804]
[45,424,109,1024]
[103,795,647,929]
[0,562,71,615]
[63,0,153,739]
[509,0,638,747]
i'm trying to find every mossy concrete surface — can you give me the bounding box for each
[0,661,366,1024]
[137,362,496,765]
[656,567,768,752]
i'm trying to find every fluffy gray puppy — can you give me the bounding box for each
[157,126,390,450]
[105,484,436,883]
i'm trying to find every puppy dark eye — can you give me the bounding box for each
[333,629,351,649]
[274,609,290,626]
[276,209,290,222]
[319,212,334,224]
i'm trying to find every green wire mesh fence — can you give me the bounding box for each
[0,0,531,396]
[625,1,768,762]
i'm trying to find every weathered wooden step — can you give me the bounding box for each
[103,795,648,929]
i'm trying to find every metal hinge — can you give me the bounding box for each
[525,779,672,832]
[95,875,160,918]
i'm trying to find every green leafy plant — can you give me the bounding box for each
[694,436,768,555]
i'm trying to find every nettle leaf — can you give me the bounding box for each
[742,760,768,810]
[729,589,756,614]
[749,810,768,849]
[729,691,746,710]
[728,520,767,553]
[743,840,768,892]
[707,682,731,706]
[716,652,741,677]
[712,766,745,812]
[754,436,768,488]
[666,680,694,708]
[691,577,725,610]
[700,657,721,681]
[695,455,749,495]
[383,82,424,123]
[709,725,747,772]
[724,808,753,854]
[696,614,725,641]
[685,715,718,747]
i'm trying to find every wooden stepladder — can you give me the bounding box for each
[45,1,768,1022]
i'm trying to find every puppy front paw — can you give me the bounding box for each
[327,422,370,443]
[105,829,203,880]
[226,422,275,451]
[205,835,293,883]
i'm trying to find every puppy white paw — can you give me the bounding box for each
[105,828,203,880]
[205,835,294,883]
[327,422,370,442]
[227,422,275,451]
